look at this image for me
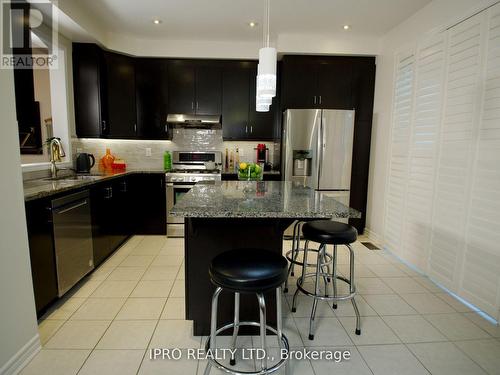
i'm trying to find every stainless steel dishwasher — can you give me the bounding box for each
[52,190,94,296]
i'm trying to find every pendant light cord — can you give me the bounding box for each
[263,0,270,47]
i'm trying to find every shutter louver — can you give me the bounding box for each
[385,52,415,258]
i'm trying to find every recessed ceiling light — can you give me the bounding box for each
[248,21,258,28]
[343,25,350,30]
[153,19,162,25]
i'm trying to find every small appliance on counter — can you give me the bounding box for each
[75,152,95,173]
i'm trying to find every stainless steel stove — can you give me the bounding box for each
[166,151,222,237]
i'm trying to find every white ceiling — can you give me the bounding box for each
[73,0,432,42]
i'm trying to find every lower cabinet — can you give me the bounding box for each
[26,172,168,317]
[25,198,58,318]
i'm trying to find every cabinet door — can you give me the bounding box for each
[196,65,222,115]
[222,64,250,139]
[104,52,137,138]
[316,59,353,109]
[131,174,166,235]
[248,65,277,140]
[168,62,196,114]
[25,199,58,317]
[73,43,105,137]
[135,58,170,139]
[108,177,130,250]
[90,184,114,266]
[351,58,376,121]
[281,59,317,109]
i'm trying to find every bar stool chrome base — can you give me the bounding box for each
[283,221,332,293]
[203,286,290,375]
[291,241,361,339]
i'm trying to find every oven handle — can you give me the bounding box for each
[172,184,197,189]
[166,183,174,214]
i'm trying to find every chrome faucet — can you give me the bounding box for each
[48,137,66,179]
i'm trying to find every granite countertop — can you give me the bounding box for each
[222,170,281,175]
[23,169,165,201]
[170,181,361,219]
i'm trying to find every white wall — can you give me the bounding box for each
[366,0,498,240]
[0,69,40,373]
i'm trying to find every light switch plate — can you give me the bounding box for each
[145,148,152,157]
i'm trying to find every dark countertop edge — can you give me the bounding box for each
[24,169,166,202]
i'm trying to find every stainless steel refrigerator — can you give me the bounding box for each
[282,109,355,230]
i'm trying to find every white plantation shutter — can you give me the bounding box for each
[402,34,446,271]
[385,4,500,319]
[384,51,415,258]
[461,4,500,315]
[429,13,485,289]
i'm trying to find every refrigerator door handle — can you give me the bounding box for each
[317,111,324,188]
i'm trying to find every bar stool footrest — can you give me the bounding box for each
[296,273,357,301]
[285,249,332,267]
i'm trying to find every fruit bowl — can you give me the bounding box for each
[238,162,263,181]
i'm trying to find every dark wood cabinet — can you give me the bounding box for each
[222,62,277,140]
[248,65,277,140]
[316,59,353,109]
[281,56,353,110]
[73,43,105,137]
[168,62,196,114]
[280,59,317,109]
[90,182,115,267]
[25,198,58,317]
[103,52,137,138]
[135,58,170,139]
[131,174,166,235]
[222,63,251,140]
[168,61,222,116]
[195,65,222,115]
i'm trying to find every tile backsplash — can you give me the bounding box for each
[70,129,280,171]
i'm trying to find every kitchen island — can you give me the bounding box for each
[171,181,361,335]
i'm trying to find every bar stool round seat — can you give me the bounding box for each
[203,249,290,375]
[210,249,288,293]
[291,220,362,339]
[302,221,358,245]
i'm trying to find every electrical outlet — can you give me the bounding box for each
[145,148,152,157]
[76,147,83,153]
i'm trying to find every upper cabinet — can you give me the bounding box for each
[73,43,105,138]
[168,61,222,115]
[135,58,170,139]
[281,56,353,110]
[102,51,137,138]
[73,44,137,139]
[221,61,277,141]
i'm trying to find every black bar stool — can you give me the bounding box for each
[203,249,290,375]
[291,220,361,340]
[284,220,332,293]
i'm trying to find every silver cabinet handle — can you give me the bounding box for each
[191,102,194,110]
[319,96,322,105]
[250,125,253,133]
[245,125,248,133]
[104,186,113,199]
[134,123,137,133]
[196,102,199,110]
[102,120,107,132]
[313,96,317,105]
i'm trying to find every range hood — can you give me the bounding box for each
[166,114,222,129]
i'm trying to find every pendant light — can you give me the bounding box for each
[256,0,276,112]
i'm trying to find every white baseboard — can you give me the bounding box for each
[0,334,41,375]
[363,227,383,247]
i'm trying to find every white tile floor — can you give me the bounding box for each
[22,235,500,375]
